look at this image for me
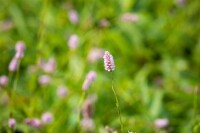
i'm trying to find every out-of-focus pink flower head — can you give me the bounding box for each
[8,58,18,72]
[154,118,169,128]
[81,117,94,131]
[15,41,25,59]
[68,34,79,50]
[175,0,186,7]
[87,48,104,63]
[120,13,139,23]
[57,85,68,98]
[99,19,110,28]
[68,10,79,25]
[25,118,42,128]
[40,58,56,73]
[0,75,8,87]
[82,71,96,91]
[41,112,53,124]
[38,75,51,85]
[103,51,115,72]
[8,118,16,129]
[82,99,93,118]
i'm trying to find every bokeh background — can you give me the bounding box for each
[0,0,200,132]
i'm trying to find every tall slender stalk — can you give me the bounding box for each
[193,86,199,133]
[111,72,124,133]
[77,91,86,131]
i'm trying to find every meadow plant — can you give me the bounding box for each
[57,85,68,98]
[68,10,79,25]
[41,112,53,124]
[103,51,123,133]
[87,48,104,63]
[68,34,79,50]
[38,75,51,85]
[0,75,8,87]
[154,118,169,128]
[40,57,56,73]
[8,118,16,129]
[24,118,42,128]
[82,71,96,91]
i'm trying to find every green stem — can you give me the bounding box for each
[77,91,86,131]
[111,72,124,133]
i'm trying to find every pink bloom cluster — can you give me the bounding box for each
[103,51,115,72]
[82,71,96,91]
[8,41,25,72]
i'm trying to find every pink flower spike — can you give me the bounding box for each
[25,118,42,128]
[68,34,79,50]
[8,58,18,72]
[154,118,169,128]
[0,75,9,87]
[38,75,51,85]
[82,71,96,91]
[41,112,53,124]
[15,41,25,59]
[103,51,115,72]
[57,85,68,98]
[8,118,16,129]
[69,10,79,24]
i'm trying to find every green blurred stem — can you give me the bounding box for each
[111,72,124,133]
[77,91,86,131]
[193,86,198,133]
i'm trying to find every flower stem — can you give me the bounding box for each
[77,91,86,131]
[111,72,124,133]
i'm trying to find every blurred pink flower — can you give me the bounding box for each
[68,34,79,50]
[8,58,18,72]
[57,85,68,98]
[41,112,53,124]
[99,19,110,28]
[120,13,139,23]
[0,75,8,87]
[87,48,104,63]
[82,99,93,118]
[40,58,56,73]
[38,75,51,85]
[15,41,25,59]
[82,71,96,91]
[81,117,94,131]
[8,118,16,129]
[69,10,79,24]
[103,51,115,72]
[25,118,42,128]
[154,118,169,128]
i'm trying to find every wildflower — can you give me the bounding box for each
[38,75,51,85]
[103,51,115,72]
[25,118,42,128]
[120,13,139,23]
[154,118,169,128]
[105,126,117,133]
[8,118,16,129]
[81,117,94,131]
[99,19,110,28]
[41,112,53,124]
[82,71,96,91]
[8,58,18,72]
[68,34,79,50]
[40,58,56,73]
[57,85,68,98]
[15,41,25,59]
[82,99,93,118]
[0,75,8,87]
[68,10,79,24]
[87,48,104,63]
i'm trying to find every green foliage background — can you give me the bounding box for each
[0,0,200,132]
